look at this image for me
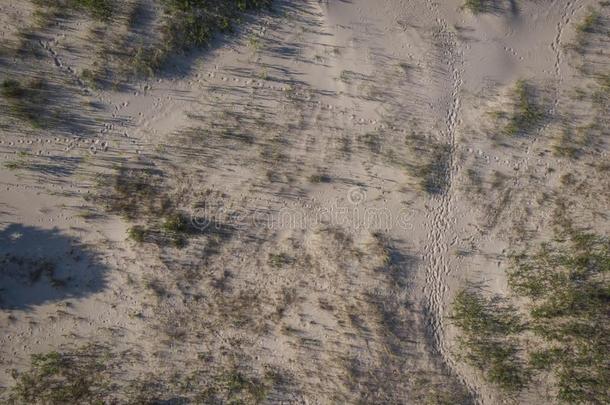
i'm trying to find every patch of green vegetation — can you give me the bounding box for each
[33,0,113,21]
[1,79,24,98]
[162,212,190,247]
[451,289,528,393]
[452,231,610,402]
[462,0,487,13]
[162,212,189,234]
[135,0,273,74]
[90,167,194,248]
[418,143,451,195]
[92,167,160,220]
[10,347,281,403]
[0,78,48,128]
[552,129,580,159]
[308,173,331,183]
[127,225,146,243]
[10,347,113,403]
[72,0,113,20]
[576,8,600,34]
[571,7,602,50]
[502,80,543,136]
[359,132,382,154]
[221,368,274,403]
[268,252,293,268]
[510,232,610,403]
[3,160,27,171]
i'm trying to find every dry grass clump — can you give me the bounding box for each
[90,166,196,247]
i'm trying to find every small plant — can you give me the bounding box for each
[502,80,543,136]
[552,129,579,159]
[308,173,331,183]
[268,252,293,268]
[162,212,189,234]
[127,226,146,243]
[418,143,451,195]
[10,346,113,403]
[138,0,273,74]
[575,8,600,33]
[248,34,261,51]
[0,77,50,128]
[1,79,24,98]
[462,0,486,13]
[3,160,26,171]
[359,132,382,154]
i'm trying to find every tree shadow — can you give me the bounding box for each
[0,223,108,310]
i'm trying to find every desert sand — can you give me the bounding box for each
[0,0,608,403]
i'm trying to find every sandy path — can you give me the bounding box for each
[421,0,465,376]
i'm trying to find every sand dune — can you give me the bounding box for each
[0,0,608,403]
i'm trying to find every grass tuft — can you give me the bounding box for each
[453,231,610,402]
[502,80,543,136]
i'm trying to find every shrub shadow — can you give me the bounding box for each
[0,223,108,310]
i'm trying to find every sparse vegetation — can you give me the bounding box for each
[133,0,273,74]
[127,226,146,243]
[510,232,610,403]
[576,8,601,34]
[0,78,48,128]
[418,144,451,195]
[268,252,293,268]
[453,231,610,402]
[10,347,281,404]
[90,167,195,248]
[10,346,115,403]
[451,289,528,393]
[502,80,543,136]
[462,0,487,13]
[309,172,331,183]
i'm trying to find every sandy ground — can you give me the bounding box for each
[1,0,608,403]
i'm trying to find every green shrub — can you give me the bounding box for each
[503,80,543,136]
[1,79,24,98]
[0,78,49,127]
[268,253,293,268]
[162,212,189,234]
[418,144,451,195]
[127,226,146,243]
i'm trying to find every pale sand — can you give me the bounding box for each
[0,0,608,403]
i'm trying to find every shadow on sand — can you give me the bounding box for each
[0,223,108,310]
